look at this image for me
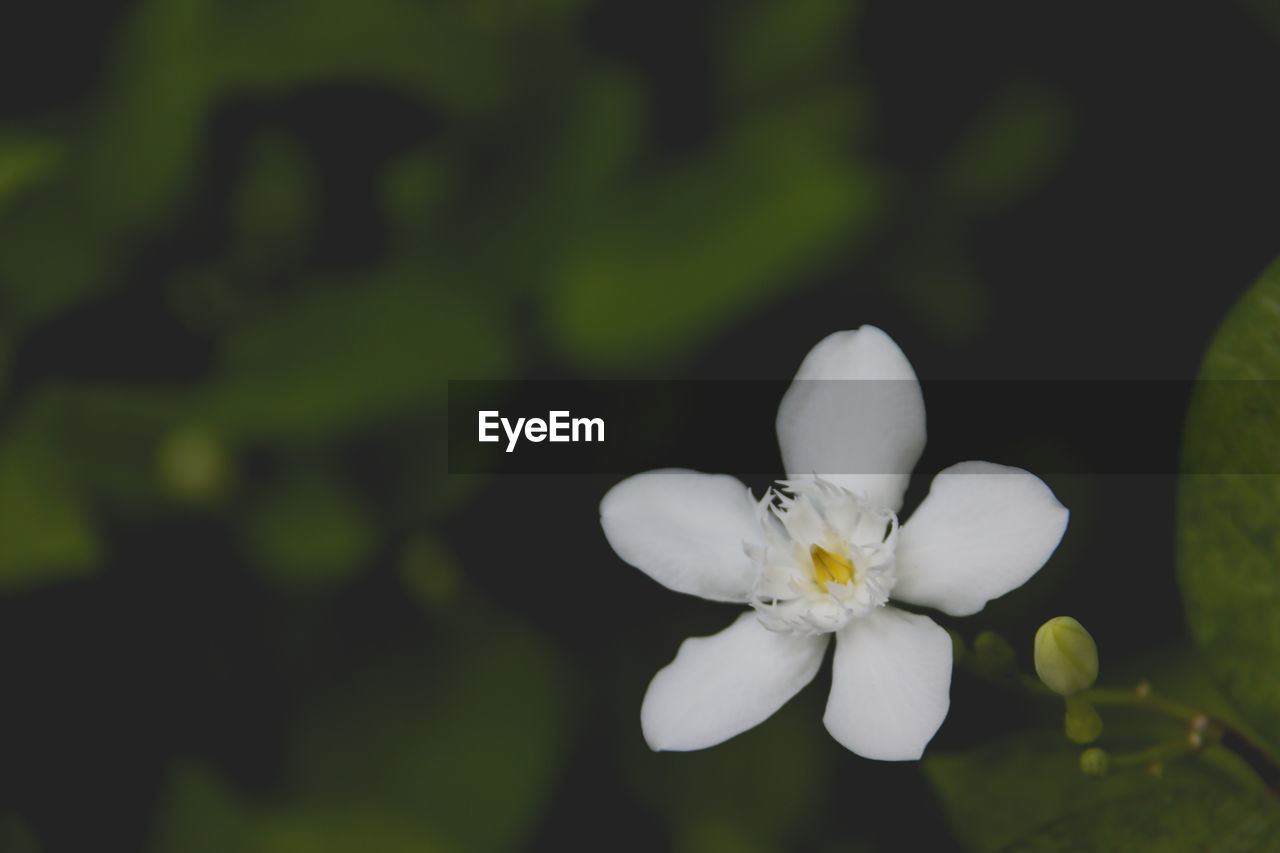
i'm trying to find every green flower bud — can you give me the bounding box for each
[973,631,1017,675]
[1064,695,1103,744]
[1079,747,1110,776]
[1034,616,1098,696]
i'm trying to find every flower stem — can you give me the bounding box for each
[958,650,1280,793]
[1108,737,1199,772]
[1080,685,1280,791]
[1081,686,1201,724]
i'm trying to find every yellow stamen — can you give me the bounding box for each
[810,544,855,586]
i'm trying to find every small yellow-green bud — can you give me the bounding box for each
[1079,748,1110,776]
[973,631,1017,674]
[156,426,233,503]
[1034,616,1098,696]
[1064,695,1103,744]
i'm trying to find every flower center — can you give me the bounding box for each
[744,477,899,636]
[810,544,855,586]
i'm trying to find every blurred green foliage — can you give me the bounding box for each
[194,277,511,441]
[0,814,41,853]
[20,0,1273,850]
[153,613,570,853]
[938,81,1072,218]
[1,0,923,846]
[550,104,878,363]
[624,690,835,853]
[0,136,62,215]
[0,0,925,585]
[242,465,376,588]
[895,80,1071,345]
[0,392,99,591]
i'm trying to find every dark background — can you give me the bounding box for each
[0,1,1278,850]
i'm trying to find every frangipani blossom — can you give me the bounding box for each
[600,327,1069,760]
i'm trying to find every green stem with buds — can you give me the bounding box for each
[958,643,1280,794]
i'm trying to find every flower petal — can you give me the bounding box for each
[823,607,952,760]
[893,461,1069,616]
[641,612,829,751]
[776,326,926,512]
[601,469,761,602]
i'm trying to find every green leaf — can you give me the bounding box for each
[0,395,100,591]
[1177,254,1280,748]
[82,0,216,231]
[1002,786,1280,852]
[0,136,62,213]
[926,729,1278,853]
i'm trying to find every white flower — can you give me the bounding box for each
[600,326,1069,760]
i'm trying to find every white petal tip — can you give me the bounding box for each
[894,463,1071,617]
[638,614,828,753]
[823,609,952,762]
[822,705,942,761]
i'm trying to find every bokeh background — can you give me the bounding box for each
[2,1,1280,850]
